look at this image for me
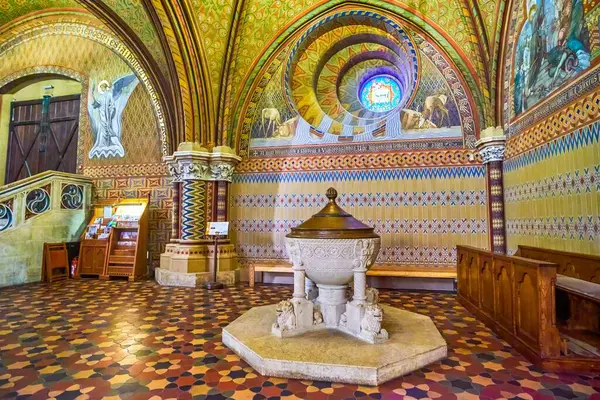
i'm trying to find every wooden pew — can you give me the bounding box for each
[246,259,456,288]
[516,245,600,282]
[516,246,600,343]
[457,245,600,372]
[457,245,561,361]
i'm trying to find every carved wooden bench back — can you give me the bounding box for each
[516,246,600,283]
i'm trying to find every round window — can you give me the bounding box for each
[359,75,402,113]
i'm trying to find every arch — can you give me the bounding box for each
[143,0,215,146]
[224,1,489,149]
[73,1,184,152]
[0,68,85,94]
[0,20,170,156]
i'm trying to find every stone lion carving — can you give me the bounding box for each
[361,304,385,335]
[339,312,348,328]
[274,300,296,331]
[313,309,323,325]
[366,287,379,305]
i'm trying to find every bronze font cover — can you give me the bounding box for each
[286,188,379,239]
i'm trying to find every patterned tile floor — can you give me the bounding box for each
[0,281,599,400]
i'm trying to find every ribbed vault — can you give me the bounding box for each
[0,0,509,153]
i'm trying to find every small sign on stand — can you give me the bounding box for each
[204,222,229,290]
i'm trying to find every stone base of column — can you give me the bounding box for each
[158,242,239,287]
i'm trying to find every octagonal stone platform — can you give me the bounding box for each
[222,304,447,386]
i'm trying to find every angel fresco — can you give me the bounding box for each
[513,0,591,115]
[88,74,139,159]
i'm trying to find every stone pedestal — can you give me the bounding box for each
[316,284,347,327]
[223,304,447,386]
[269,190,387,343]
[157,143,241,287]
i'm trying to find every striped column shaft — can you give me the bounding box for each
[487,160,506,253]
[180,179,206,241]
[216,181,229,222]
[205,181,214,224]
[171,181,180,241]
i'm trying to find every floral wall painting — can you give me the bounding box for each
[513,0,597,116]
[88,73,139,159]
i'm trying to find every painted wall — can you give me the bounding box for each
[231,12,488,269]
[502,0,600,255]
[231,167,488,267]
[0,28,172,273]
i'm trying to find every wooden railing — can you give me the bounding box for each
[456,245,561,362]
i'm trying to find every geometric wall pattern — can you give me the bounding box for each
[504,121,600,255]
[231,166,489,266]
[90,173,172,272]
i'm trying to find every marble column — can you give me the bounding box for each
[476,129,507,254]
[157,143,241,287]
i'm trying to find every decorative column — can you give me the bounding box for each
[170,180,180,242]
[477,127,507,254]
[206,146,241,278]
[157,143,241,287]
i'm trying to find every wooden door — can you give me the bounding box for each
[5,95,80,184]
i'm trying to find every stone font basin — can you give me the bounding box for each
[286,187,380,286]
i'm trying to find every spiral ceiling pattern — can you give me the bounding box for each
[285,11,419,141]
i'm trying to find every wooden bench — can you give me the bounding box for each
[516,246,600,335]
[457,245,600,372]
[247,259,456,287]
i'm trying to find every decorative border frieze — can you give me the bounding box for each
[233,191,487,208]
[236,244,459,266]
[83,163,169,178]
[237,149,481,173]
[232,218,488,235]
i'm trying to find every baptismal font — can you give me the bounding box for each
[223,188,447,386]
[272,187,388,343]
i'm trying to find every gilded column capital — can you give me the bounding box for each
[476,127,507,164]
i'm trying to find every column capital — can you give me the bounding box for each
[209,146,242,182]
[164,143,241,182]
[476,127,507,164]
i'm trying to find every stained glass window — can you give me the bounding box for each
[359,75,402,113]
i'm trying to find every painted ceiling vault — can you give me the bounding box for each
[0,0,509,154]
